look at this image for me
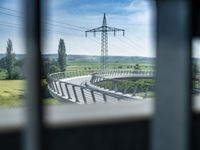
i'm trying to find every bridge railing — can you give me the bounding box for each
[90,69,155,83]
[88,70,155,98]
[48,70,134,104]
[50,69,100,80]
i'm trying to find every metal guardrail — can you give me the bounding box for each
[89,70,155,96]
[90,70,155,83]
[48,70,136,104]
[47,69,200,104]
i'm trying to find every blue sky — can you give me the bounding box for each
[0,0,162,57]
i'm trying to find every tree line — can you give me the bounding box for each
[0,38,67,79]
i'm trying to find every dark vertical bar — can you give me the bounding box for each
[59,83,64,96]
[112,80,115,90]
[192,0,200,37]
[65,84,71,99]
[144,86,149,99]
[91,90,96,103]
[152,1,192,150]
[24,0,45,150]
[81,88,87,104]
[72,85,79,102]
[102,93,107,102]
[54,82,60,94]
[51,82,56,92]
[133,84,138,96]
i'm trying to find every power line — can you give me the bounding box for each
[0,23,21,30]
[0,12,144,51]
[0,11,85,32]
[0,20,84,37]
[0,21,22,27]
[116,37,142,50]
[0,21,23,31]
[45,19,87,30]
[86,33,129,52]
[85,13,125,70]
[0,6,22,13]
[0,6,147,56]
[43,21,84,32]
[124,36,146,50]
[0,6,88,30]
[0,12,86,32]
[0,10,21,18]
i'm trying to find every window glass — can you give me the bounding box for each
[44,0,156,105]
[0,0,25,108]
[192,38,200,105]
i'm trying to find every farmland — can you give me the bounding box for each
[0,54,156,107]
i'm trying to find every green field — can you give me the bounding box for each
[0,80,24,107]
[0,69,7,80]
[67,62,154,71]
[0,80,58,107]
[0,62,155,107]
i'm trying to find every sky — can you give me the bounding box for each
[0,0,199,57]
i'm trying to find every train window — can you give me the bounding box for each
[193,38,200,109]
[0,0,196,150]
[0,0,25,108]
[45,0,156,106]
[0,0,156,127]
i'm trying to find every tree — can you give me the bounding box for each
[49,65,60,74]
[5,39,16,79]
[134,64,140,70]
[57,39,67,71]
[0,57,6,69]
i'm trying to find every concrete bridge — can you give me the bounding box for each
[48,69,200,104]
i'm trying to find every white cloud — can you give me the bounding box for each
[0,0,157,57]
[124,0,149,12]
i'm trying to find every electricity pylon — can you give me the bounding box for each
[85,13,125,70]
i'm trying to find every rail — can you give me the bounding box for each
[48,69,200,104]
[48,70,137,104]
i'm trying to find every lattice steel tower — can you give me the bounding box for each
[85,13,125,70]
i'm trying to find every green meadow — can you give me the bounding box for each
[0,80,24,107]
[0,80,58,107]
[0,61,155,107]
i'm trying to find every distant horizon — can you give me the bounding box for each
[0,53,156,58]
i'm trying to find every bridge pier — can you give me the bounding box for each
[102,93,107,102]
[144,85,149,98]
[132,84,138,96]
[112,80,118,91]
[123,87,128,94]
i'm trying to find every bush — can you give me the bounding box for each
[49,65,60,74]
[6,67,22,79]
[41,79,51,98]
[134,64,140,70]
[118,66,122,69]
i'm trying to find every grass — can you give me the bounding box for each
[0,69,7,80]
[0,62,155,107]
[67,62,155,71]
[0,80,25,107]
[136,91,155,98]
[0,80,59,107]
